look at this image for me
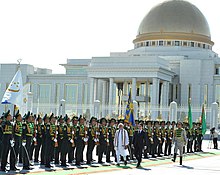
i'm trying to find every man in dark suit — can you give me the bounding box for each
[132,122,147,168]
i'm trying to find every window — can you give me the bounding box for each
[152,41,156,46]
[83,84,88,105]
[175,84,178,99]
[140,42,143,47]
[183,42,187,46]
[39,84,51,103]
[146,41,149,46]
[203,44,206,49]
[198,43,201,47]
[191,42,194,47]
[159,41,163,46]
[55,84,60,104]
[175,41,180,46]
[167,41,171,46]
[65,84,78,105]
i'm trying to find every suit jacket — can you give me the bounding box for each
[132,130,147,149]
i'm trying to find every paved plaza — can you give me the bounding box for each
[0,140,219,175]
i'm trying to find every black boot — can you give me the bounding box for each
[180,156,182,165]
[172,153,177,162]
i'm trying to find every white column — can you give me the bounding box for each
[152,78,160,120]
[94,78,98,100]
[108,78,114,116]
[102,81,107,117]
[145,81,149,116]
[211,102,218,129]
[170,101,177,122]
[89,78,95,117]
[132,78,137,101]
[161,81,169,120]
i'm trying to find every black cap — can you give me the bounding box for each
[71,116,78,122]
[63,114,69,122]
[172,121,176,124]
[3,110,10,119]
[166,121,171,124]
[78,115,86,121]
[57,115,63,122]
[36,114,42,121]
[14,110,20,119]
[25,111,31,120]
[43,114,48,121]
[90,116,97,123]
[49,113,54,120]
[100,118,107,124]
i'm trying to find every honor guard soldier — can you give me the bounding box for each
[34,115,43,163]
[44,114,53,168]
[75,115,88,166]
[0,114,3,162]
[164,121,172,156]
[195,122,203,152]
[0,110,14,172]
[86,117,98,164]
[124,120,134,160]
[98,118,109,164]
[40,114,48,165]
[60,115,72,167]
[107,118,116,163]
[30,114,37,161]
[145,121,153,158]
[10,110,22,171]
[54,115,64,164]
[49,114,57,162]
[22,111,33,170]
[160,121,166,155]
[152,121,162,157]
[186,123,193,153]
[172,121,187,165]
[70,116,78,162]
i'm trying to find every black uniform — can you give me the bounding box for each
[10,120,22,170]
[44,123,53,167]
[22,121,33,169]
[34,123,43,162]
[98,125,109,163]
[0,120,13,171]
[164,126,173,156]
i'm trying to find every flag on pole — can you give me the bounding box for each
[201,104,207,135]
[1,69,23,107]
[188,98,193,129]
[124,90,135,126]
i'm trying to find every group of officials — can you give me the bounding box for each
[0,110,206,171]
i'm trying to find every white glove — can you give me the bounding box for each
[114,147,117,151]
[54,138,57,143]
[84,137,88,142]
[10,140,15,147]
[94,138,97,142]
[70,139,73,143]
[131,144,134,149]
[56,131,58,135]
[35,130,38,134]
[144,146,147,150]
[22,141,26,147]
[33,137,37,142]
[72,131,75,135]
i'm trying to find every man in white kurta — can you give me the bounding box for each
[114,123,129,166]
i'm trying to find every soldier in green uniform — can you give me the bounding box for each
[60,115,72,167]
[186,123,194,153]
[152,121,162,157]
[106,118,116,163]
[164,121,173,156]
[145,121,153,158]
[159,121,166,155]
[49,113,57,162]
[86,117,98,164]
[0,110,13,172]
[0,114,3,162]
[34,115,43,163]
[54,115,64,164]
[124,120,134,160]
[98,118,109,164]
[10,110,22,171]
[195,122,203,152]
[172,121,187,165]
[22,111,33,170]
[75,115,87,166]
[70,116,78,162]
[40,114,48,165]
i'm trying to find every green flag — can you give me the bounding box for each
[201,104,207,135]
[188,99,193,129]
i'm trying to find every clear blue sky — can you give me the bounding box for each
[0,0,219,73]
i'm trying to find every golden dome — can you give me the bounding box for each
[133,0,214,46]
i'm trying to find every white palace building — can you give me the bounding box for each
[0,0,220,128]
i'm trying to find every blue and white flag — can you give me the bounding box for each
[1,69,23,107]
